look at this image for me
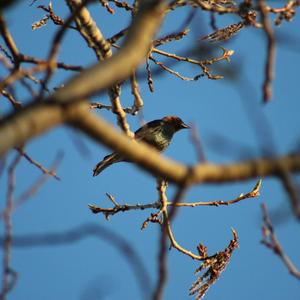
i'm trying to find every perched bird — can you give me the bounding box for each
[93,116,190,176]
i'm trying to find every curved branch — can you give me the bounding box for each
[1,100,300,185]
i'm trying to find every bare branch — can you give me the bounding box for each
[89,180,262,221]
[0,152,63,219]
[158,180,205,260]
[129,72,144,114]
[1,90,22,110]
[189,124,206,163]
[261,203,300,280]
[153,28,189,47]
[98,0,115,14]
[279,169,300,219]
[146,57,154,92]
[0,14,19,64]
[151,46,234,80]
[0,153,21,299]
[89,199,160,219]
[19,54,83,72]
[149,55,203,81]
[152,212,168,300]
[16,147,61,180]
[168,179,262,207]
[258,0,276,102]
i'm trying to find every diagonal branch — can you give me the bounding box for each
[261,203,300,280]
[67,0,133,137]
[0,14,20,65]
[16,147,61,180]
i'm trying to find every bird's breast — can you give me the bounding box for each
[143,127,173,152]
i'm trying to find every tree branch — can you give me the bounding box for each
[261,203,300,280]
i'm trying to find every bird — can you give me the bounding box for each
[93,116,190,176]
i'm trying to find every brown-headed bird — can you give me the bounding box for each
[93,116,190,176]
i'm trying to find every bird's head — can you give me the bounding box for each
[162,116,190,132]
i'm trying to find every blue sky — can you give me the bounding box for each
[1,1,300,299]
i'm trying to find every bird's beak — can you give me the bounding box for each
[180,122,190,129]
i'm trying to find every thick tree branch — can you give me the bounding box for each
[1,100,300,185]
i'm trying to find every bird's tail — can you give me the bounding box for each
[93,153,121,176]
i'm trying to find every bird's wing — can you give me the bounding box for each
[134,119,162,142]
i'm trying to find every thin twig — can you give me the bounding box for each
[168,179,262,207]
[111,0,133,11]
[258,0,276,102]
[14,154,63,209]
[99,0,115,14]
[158,180,205,260]
[149,55,203,81]
[152,184,168,300]
[0,154,22,299]
[0,64,47,91]
[107,27,128,44]
[129,72,144,115]
[1,90,22,110]
[153,28,189,47]
[90,101,142,115]
[89,200,161,218]
[146,58,154,92]
[152,46,234,79]
[16,147,61,180]
[190,124,206,163]
[193,0,238,14]
[0,15,20,65]
[88,180,261,220]
[265,0,300,25]
[279,169,300,219]
[0,152,63,219]
[19,54,83,72]
[261,203,300,280]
